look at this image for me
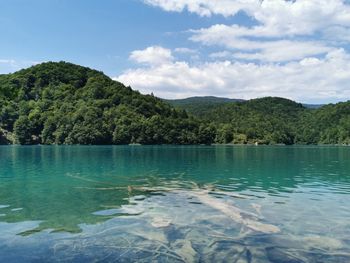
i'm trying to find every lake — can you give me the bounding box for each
[0,145,349,262]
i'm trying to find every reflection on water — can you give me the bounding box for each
[0,145,350,262]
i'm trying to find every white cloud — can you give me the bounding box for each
[174,47,198,54]
[143,0,259,17]
[209,51,232,59]
[232,40,332,62]
[191,24,332,62]
[246,0,350,37]
[116,47,350,102]
[144,0,350,62]
[126,1,350,101]
[0,59,16,64]
[129,46,174,66]
[144,0,350,37]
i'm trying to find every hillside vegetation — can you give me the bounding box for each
[164,96,243,118]
[0,62,214,145]
[168,97,350,145]
[1,62,349,145]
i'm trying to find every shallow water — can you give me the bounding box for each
[0,145,350,262]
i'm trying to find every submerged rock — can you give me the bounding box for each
[302,235,343,250]
[186,190,280,234]
[172,240,197,262]
[266,247,306,263]
[151,217,172,228]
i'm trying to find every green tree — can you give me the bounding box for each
[14,116,34,144]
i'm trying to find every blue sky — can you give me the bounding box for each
[0,0,240,74]
[1,0,350,103]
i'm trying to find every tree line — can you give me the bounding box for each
[1,62,349,145]
[0,62,215,145]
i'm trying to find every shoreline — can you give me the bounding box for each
[1,143,349,147]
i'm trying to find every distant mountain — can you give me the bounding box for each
[165,96,350,145]
[166,96,324,111]
[302,104,324,109]
[164,96,244,117]
[165,96,243,105]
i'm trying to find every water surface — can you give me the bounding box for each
[0,145,349,262]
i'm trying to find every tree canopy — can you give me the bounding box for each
[0,62,214,145]
[168,96,350,145]
[1,62,349,145]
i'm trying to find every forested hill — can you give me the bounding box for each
[167,96,350,145]
[190,96,350,145]
[196,97,306,145]
[0,62,215,145]
[164,96,243,117]
[165,96,322,116]
[0,62,349,146]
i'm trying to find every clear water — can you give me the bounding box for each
[0,145,350,262]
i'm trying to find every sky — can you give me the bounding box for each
[1,0,350,103]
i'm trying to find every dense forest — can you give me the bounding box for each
[165,96,323,116]
[0,62,349,145]
[168,97,350,145]
[0,62,215,145]
[163,96,244,119]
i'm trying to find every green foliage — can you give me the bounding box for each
[0,62,209,145]
[198,124,216,145]
[13,116,35,144]
[171,96,350,145]
[0,129,8,144]
[165,96,243,118]
[203,97,304,145]
[1,62,349,146]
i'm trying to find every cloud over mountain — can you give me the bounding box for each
[116,0,350,103]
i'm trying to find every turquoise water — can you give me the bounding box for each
[0,145,350,262]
